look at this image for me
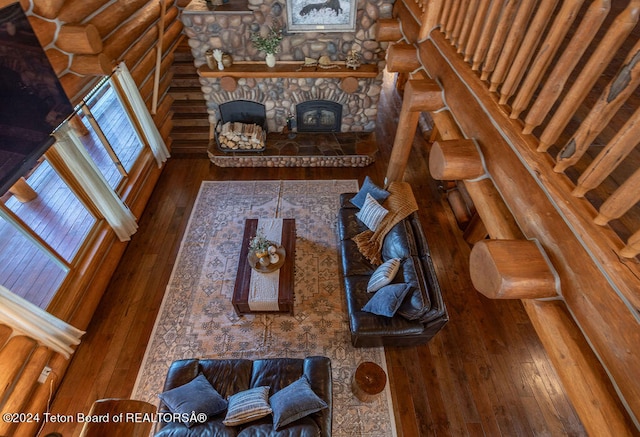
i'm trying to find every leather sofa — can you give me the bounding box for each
[155,356,332,436]
[338,193,449,347]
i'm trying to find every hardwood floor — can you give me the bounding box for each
[41,71,585,437]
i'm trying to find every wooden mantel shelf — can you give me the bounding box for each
[198,61,379,79]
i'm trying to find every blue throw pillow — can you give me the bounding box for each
[270,376,328,430]
[350,176,390,209]
[362,283,413,317]
[158,373,227,428]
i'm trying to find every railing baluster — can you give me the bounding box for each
[510,0,586,119]
[440,0,453,33]
[464,0,492,63]
[523,0,611,134]
[457,0,480,54]
[472,0,506,71]
[555,38,640,172]
[498,0,558,105]
[538,1,640,152]
[424,0,445,33]
[481,0,521,82]
[574,106,640,197]
[621,230,640,258]
[490,0,537,92]
[451,0,471,46]
[445,0,461,40]
[594,166,640,226]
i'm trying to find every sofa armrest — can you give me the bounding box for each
[304,356,332,437]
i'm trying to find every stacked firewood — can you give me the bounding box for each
[217,122,265,150]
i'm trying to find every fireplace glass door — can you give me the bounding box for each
[296,101,342,132]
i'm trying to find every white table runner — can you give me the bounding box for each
[248,218,283,311]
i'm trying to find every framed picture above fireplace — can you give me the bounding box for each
[286,0,356,32]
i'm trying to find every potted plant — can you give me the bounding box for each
[250,21,283,67]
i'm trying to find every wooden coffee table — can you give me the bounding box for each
[232,218,295,315]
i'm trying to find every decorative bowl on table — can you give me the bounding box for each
[248,245,286,273]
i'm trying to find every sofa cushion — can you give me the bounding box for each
[349,176,390,209]
[238,417,321,436]
[350,308,425,337]
[396,257,432,320]
[153,420,238,436]
[356,193,388,231]
[270,376,328,430]
[367,258,401,292]
[362,283,413,317]
[158,373,228,428]
[381,220,416,260]
[223,386,272,427]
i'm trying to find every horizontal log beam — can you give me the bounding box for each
[469,239,559,299]
[429,139,485,181]
[376,18,403,42]
[70,53,112,75]
[386,43,421,73]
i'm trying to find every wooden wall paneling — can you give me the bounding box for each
[46,48,70,75]
[1,346,53,420]
[421,32,640,433]
[31,0,65,19]
[13,353,70,437]
[59,73,101,105]
[522,0,611,134]
[102,0,174,64]
[89,0,155,39]
[69,53,112,75]
[57,24,103,54]
[498,0,558,105]
[27,15,56,47]
[56,0,112,24]
[509,0,588,119]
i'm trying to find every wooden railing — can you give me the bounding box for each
[379,0,640,434]
[421,0,640,258]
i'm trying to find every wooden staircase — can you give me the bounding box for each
[168,39,210,154]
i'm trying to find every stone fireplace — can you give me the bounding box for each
[181,0,392,134]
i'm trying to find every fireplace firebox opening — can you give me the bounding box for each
[296,100,342,132]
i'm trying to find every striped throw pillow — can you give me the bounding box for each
[367,257,401,292]
[222,386,272,426]
[356,193,388,231]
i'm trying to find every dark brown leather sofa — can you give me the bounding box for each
[155,356,332,436]
[338,193,448,347]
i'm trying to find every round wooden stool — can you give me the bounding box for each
[351,361,387,402]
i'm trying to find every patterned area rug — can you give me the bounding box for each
[133,180,397,436]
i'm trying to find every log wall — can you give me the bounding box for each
[0,1,184,432]
[382,0,640,435]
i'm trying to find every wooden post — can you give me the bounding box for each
[152,0,166,115]
[385,79,445,183]
[8,178,38,203]
[428,138,485,181]
[469,239,559,299]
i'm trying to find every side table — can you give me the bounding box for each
[351,361,387,402]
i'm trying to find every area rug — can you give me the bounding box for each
[133,180,397,436]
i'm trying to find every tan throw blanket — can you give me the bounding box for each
[353,181,418,265]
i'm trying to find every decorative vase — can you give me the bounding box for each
[205,50,216,70]
[265,53,276,68]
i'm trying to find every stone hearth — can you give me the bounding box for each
[208,131,377,167]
